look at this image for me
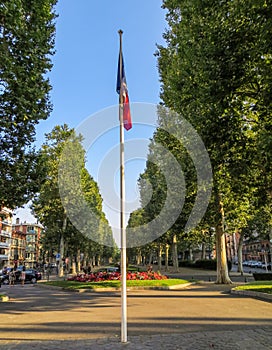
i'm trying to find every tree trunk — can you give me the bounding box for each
[165,244,169,271]
[172,234,179,272]
[148,252,152,265]
[182,251,185,260]
[232,232,238,262]
[189,248,193,261]
[267,230,272,265]
[237,231,244,275]
[136,249,142,265]
[158,244,162,272]
[72,257,76,275]
[58,213,67,277]
[215,196,232,284]
[76,249,81,273]
[201,242,206,260]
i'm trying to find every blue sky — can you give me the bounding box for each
[14,0,168,231]
[35,0,166,143]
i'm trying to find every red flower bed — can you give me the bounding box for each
[67,271,168,283]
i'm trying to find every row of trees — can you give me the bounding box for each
[32,125,117,276]
[128,0,271,283]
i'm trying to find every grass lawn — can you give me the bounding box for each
[40,278,189,290]
[0,293,9,301]
[234,281,272,294]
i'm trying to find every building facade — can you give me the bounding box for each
[242,238,271,263]
[0,207,13,269]
[225,231,271,264]
[12,219,44,268]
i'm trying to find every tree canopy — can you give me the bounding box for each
[133,0,272,282]
[0,0,57,209]
[32,124,115,274]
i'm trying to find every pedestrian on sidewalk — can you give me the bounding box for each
[9,269,15,286]
[21,265,26,286]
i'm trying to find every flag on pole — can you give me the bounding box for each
[116,52,132,131]
[117,30,128,344]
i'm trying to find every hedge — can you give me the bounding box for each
[253,273,272,281]
[179,259,232,271]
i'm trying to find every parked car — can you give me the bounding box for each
[249,261,259,268]
[0,269,42,285]
[0,267,12,275]
[255,261,263,269]
[43,263,57,269]
[25,269,42,281]
[96,266,120,273]
[262,262,272,271]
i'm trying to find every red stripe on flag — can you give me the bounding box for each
[121,81,132,131]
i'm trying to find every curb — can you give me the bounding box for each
[36,282,193,293]
[231,288,272,302]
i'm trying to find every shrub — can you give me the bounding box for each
[253,273,272,281]
[178,260,194,268]
[179,259,232,271]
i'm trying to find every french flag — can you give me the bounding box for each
[116,52,132,131]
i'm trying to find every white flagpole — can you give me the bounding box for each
[118,29,127,343]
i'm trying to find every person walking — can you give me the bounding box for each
[21,265,26,286]
[9,269,15,287]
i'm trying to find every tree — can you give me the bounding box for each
[32,125,114,276]
[157,0,272,283]
[0,0,57,209]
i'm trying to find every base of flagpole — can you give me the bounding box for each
[120,245,127,343]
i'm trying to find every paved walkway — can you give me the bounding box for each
[0,268,271,349]
[0,328,271,350]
